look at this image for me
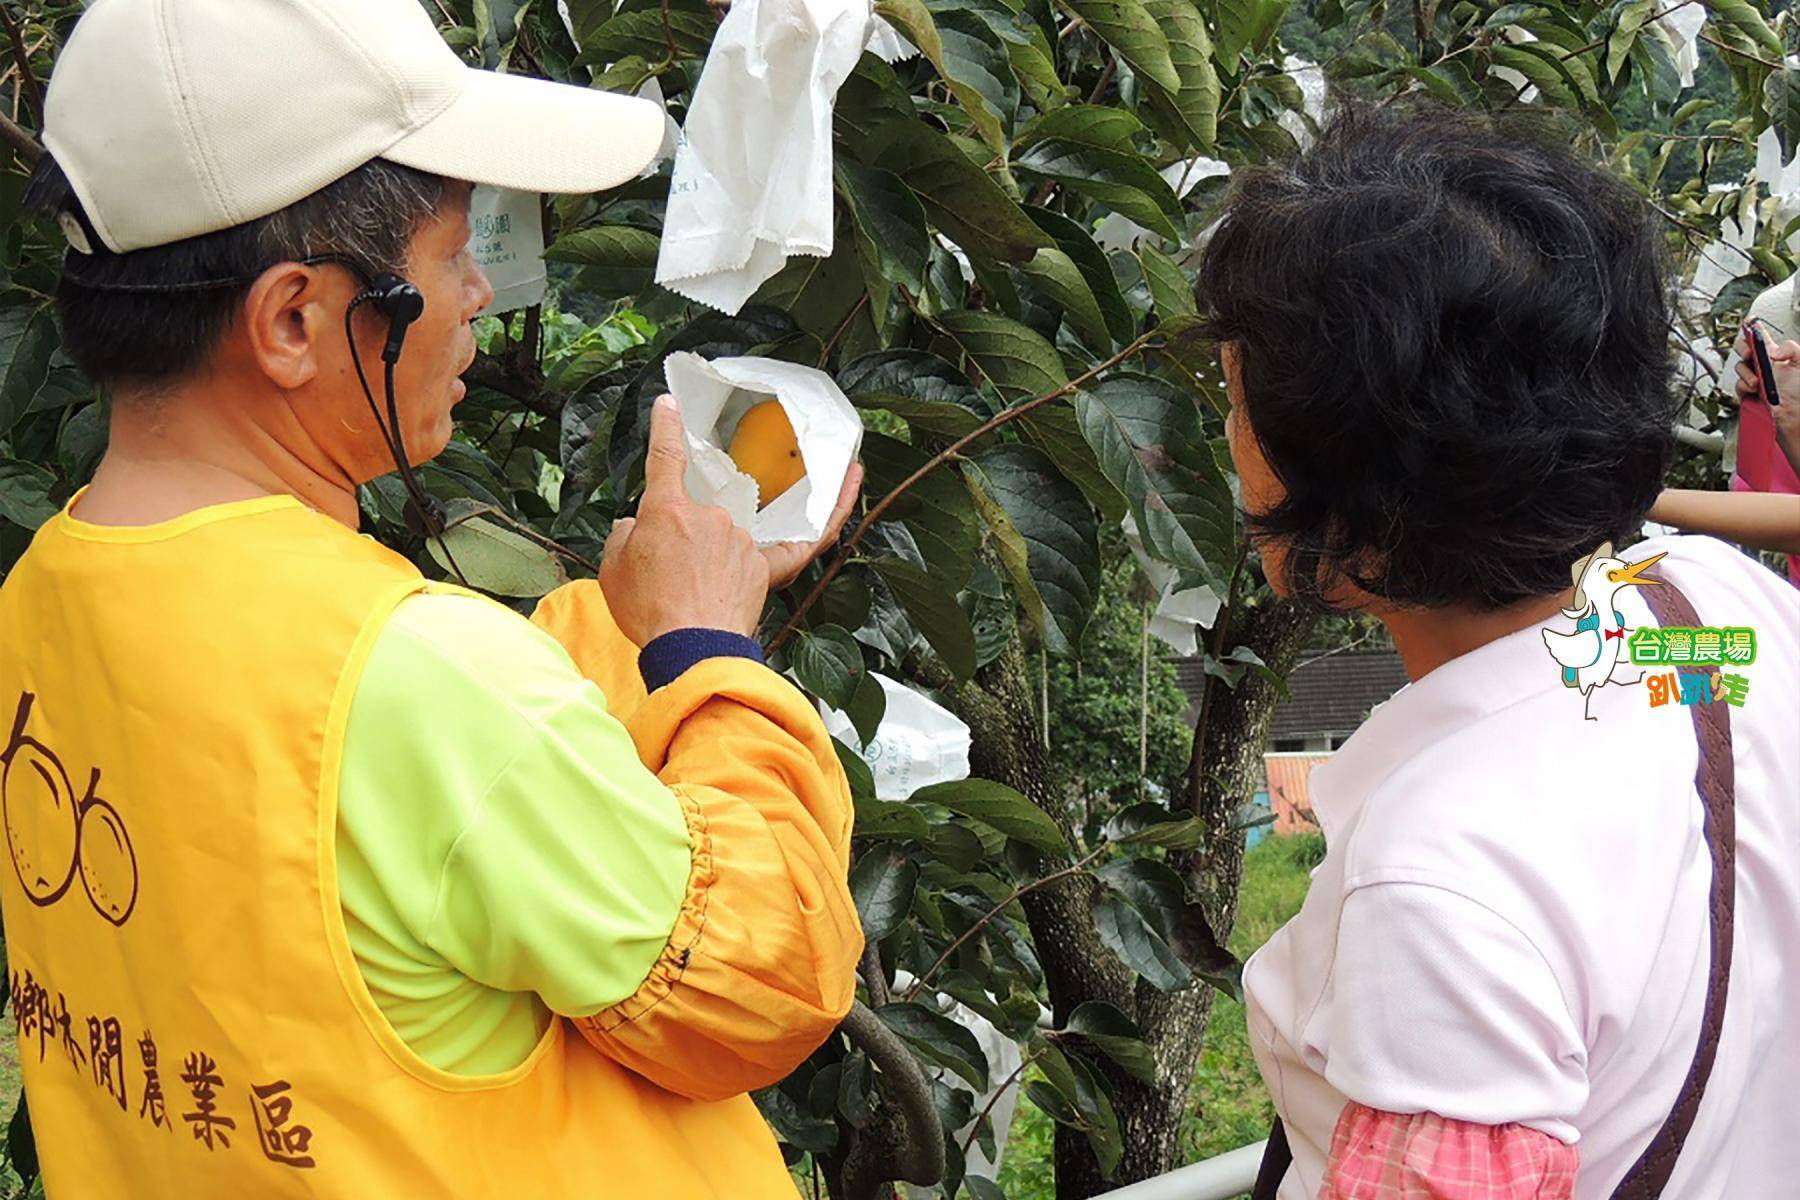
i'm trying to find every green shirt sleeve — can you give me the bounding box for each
[336,589,691,1074]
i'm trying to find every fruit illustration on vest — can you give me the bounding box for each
[2,692,137,925]
[728,398,805,508]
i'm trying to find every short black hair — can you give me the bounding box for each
[22,155,447,393]
[1197,103,1679,611]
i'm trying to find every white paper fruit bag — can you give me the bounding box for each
[662,352,863,546]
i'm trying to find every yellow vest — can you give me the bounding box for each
[0,495,799,1198]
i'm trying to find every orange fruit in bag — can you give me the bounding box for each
[728,398,806,507]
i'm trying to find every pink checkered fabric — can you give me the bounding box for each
[1319,1102,1580,1199]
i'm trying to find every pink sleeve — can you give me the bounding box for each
[1319,1102,1579,1200]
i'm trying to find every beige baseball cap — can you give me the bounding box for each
[42,0,668,254]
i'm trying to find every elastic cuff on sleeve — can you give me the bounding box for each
[638,628,766,692]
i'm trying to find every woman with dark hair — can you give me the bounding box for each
[1198,106,1799,1199]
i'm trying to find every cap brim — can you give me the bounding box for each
[382,68,667,195]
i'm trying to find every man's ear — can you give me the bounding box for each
[241,264,343,390]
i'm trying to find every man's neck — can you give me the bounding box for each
[1378,592,1569,681]
[74,382,361,530]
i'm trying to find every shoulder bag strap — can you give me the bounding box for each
[1610,580,1736,1199]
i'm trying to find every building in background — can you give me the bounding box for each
[1175,649,1409,842]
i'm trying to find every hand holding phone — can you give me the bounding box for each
[1743,318,1782,407]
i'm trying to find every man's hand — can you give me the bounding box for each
[763,460,864,590]
[600,394,772,643]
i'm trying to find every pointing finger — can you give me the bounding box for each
[641,394,690,510]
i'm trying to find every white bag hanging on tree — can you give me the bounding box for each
[1122,515,1222,655]
[820,673,972,801]
[662,352,863,545]
[469,185,548,316]
[654,0,873,313]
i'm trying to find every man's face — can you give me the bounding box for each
[383,181,492,468]
[306,181,493,483]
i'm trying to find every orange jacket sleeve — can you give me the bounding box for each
[530,581,863,1102]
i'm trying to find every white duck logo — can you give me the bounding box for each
[1541,542,1667,720]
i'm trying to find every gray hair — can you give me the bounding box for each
[23,155,449,393]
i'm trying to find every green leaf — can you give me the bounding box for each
[1064,1049,1125,1176]
[1027,206,1137,345]
[1701,0,1782,57]
[876,1001,991,1089]
[837,736,878,800]
[26,366,95,415]
[0,307,57,437]
[1009,30,1069,111]
[577,1,715,63]
[912,778,1069,854]
[855,793,932,839]
[1096,857,1243,999]
[867,120,1053,265]
[966,1177,1007,1200]
[1216,0,1290,62]
[925,820,988,872]
[1013,139,1185,242]
[1075,372,1236,573]
[1631,30,1683,104]
[0,459,58,529]
[1766,69,1800,161]
[876,0,1015,152]
[1094,891,1190,990]
[57,401,107,484]
[1025,1078,1083,1124]
[1488,44,1577,106]
[850,845,919,941]
[474,0,526,67]
[750,231,866,344]
[1138,0,1220,151]
[872,558,980,680]
[7,1092,38,1194]
[843,668,889,744]
[556,385,619,532]
[837,56,922,145]
[1607,0,1655,83]
[754,1085,839,1154]
[839,350,988,439]
[1111,816,1207,848]
[1015,403,1128,523]
[1485,3,1548,26]
[1136,243,1196,321]
[1058,0,1181,92]
[966,445,1100,653]
[1015,103,1148,153]
[429,515,570,598]
[588,55,659,94]
[1017,246,1113,349]
[1063,1001,1158,1082]
[792,624,866,710]
[544,225,660,269]
[859,432,983,588]
[927,0,1023,149]
[836,159,932,295]
[935,310,1069,402]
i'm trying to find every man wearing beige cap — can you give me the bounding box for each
[0,1,864,1195]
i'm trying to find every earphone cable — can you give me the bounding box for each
[384,354,467,588]
[343,296,467,588]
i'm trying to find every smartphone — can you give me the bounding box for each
[1744,318,1783,407]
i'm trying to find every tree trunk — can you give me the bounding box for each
[930,598,1315,1198]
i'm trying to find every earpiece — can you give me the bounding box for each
[363,273,425,365]
[345,271,451,546]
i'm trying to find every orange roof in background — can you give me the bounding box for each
[1264,753,1330,833]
